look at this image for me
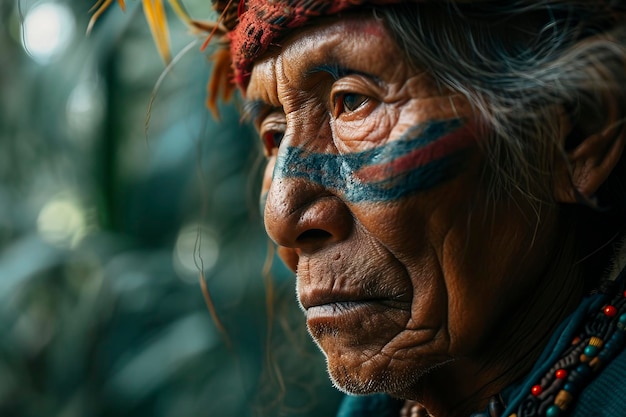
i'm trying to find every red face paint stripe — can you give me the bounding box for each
[354,124,476,183]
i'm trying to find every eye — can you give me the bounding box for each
[333,92,369,117]
[258,112,286,157]
[262,130,284,156]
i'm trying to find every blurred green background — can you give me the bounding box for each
[0,1,342,416]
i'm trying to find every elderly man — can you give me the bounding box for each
[95,1,626,416]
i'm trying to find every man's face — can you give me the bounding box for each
[245,15,557,396]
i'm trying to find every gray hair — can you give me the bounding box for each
[380,1,626,209]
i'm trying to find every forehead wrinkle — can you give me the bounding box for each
[274,52,298,110]
[278,20,385,83]
[255,51,300,104]
[247,54,281,108]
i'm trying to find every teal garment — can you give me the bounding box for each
[336,283,626,417]
[336,393,402,417]
[570,347,626,417]
[336,351,626,417]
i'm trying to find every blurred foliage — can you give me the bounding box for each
[0,1,343,416]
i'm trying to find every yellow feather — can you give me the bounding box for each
[89,0,105,13]
[143,0,172,63]
[154,0,170,58]
[87,0,113,34]
[167,0,191,26]
[89,0,235,114]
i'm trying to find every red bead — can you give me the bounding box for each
[623,290,626,298]
[604,305,617,317]
[555,369,568,379]
[531,385,543,396]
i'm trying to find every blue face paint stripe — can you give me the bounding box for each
[272,118,472,203]
[345,152,469,202]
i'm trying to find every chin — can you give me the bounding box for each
[327,364,415,396]
[303,296,452,397]
[320,343,446,398]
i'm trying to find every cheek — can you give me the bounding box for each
[386,95,473,143]
[275,118,476,205]
[434,180,558,354]
[347,119,476,203]
[333,106,397,151]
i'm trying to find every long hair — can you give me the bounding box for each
[381,1,626,204]
[380,1,626,280]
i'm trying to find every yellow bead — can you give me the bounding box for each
[589,336,604,347]
[555,390,573,409]
[590,357,602,370]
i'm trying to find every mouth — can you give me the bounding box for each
[295,253,414,324]
[300,290,411,314]
[302,294,413,345]
[296,268,414,353]
[305,298,410,317]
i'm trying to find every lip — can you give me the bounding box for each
[299,288,411,311]
[305,299,410,317]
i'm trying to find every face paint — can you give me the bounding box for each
[273,118,475,203]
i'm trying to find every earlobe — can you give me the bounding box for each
[554,126,626,205]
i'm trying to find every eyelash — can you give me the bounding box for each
[254,81,373,155]
[332,92,369,118]
[262,130,284,156]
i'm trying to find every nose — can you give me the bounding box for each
[263,175,353,258]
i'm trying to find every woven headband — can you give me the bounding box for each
[90,0,624,112]
[213,0,416,88]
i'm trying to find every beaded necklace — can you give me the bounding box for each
[403,269,626,417]
[473,269,626,417]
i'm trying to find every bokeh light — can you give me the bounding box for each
[37,194,88,248]
[2,1,342,415]
[21,2,75,64]
[66,77,106,140]
[174,223,219,283]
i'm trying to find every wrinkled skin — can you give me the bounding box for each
[246,15,576,416]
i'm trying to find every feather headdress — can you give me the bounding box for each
[89,0,624,115]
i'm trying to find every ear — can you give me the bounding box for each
[554,125,626,204]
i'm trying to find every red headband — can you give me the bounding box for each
[217,0,412,89]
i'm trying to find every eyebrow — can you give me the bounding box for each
[242,62,383,123]
[241,99,270,124]
[307,63,352,80]
[306,62,383,85]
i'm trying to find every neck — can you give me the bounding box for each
[400,222,586,417]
